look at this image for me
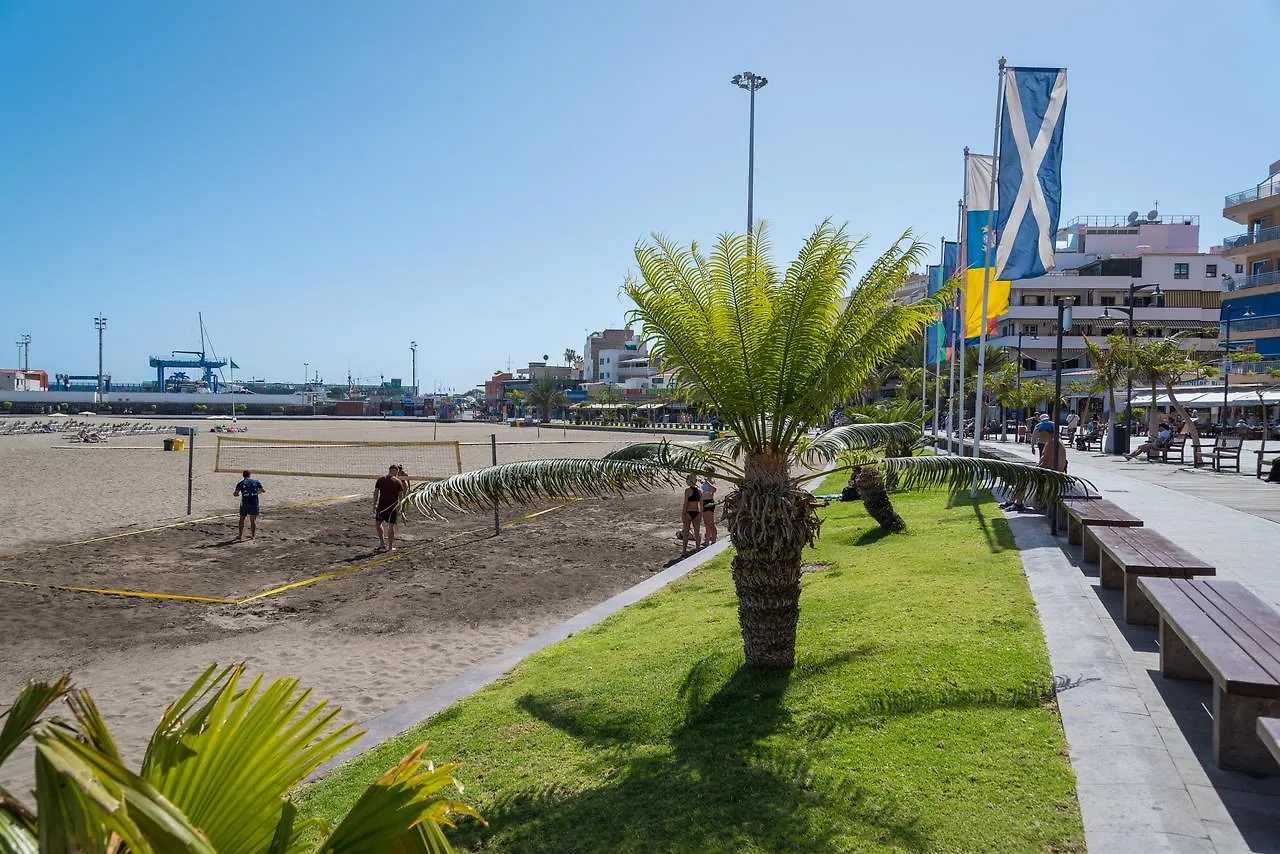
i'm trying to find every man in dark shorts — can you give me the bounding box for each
[374,464,405,551]
[234,470,265,540]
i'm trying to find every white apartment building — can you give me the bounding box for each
[986,213,1224,373]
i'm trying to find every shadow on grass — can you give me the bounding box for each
[970,502,1017,554]
[854,526,895,546]
[453,650,956,852]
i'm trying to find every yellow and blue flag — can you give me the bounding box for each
[963,154,1011,343]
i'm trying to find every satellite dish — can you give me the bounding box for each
[1127,211,1140,225]
[1146,209,1159,222]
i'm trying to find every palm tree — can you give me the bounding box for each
[563,348,578,368]
[526,375,568,421]
[1130,335,1215,467]
[987,363,1020,442]
[0,665,478,850]
[1083,334,1131,453]
[407,222,1075,670]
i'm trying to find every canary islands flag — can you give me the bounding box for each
[963,153,1011,343]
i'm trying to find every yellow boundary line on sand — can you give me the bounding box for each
[0,502,573,606]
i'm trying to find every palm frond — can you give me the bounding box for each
[800,422,920,465]
[0,676,70,767]
[878,454,1090,500]
[408,458,685,516]
[601,441,743,480]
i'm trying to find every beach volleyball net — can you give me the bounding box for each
[213,436,463,481]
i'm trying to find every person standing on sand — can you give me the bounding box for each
[680,474,703,556]
[699,473,718,544]
[234,470,265,540]
[374,464,405,551]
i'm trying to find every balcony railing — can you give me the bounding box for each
[1223,270,1280,291]
[1223,224,1280,251]
[1224,182,1280,209]
[1223,314,1280,335]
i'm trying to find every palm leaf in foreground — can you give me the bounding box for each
[408,458,685,517]
[799,422,921,465]
[879,454,1091,501]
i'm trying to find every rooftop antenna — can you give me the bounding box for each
[1127,211,1140,226]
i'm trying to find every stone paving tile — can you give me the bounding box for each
[1076,783,1209,837]
[1069,743,1183,786]
[1085,830,1217,853]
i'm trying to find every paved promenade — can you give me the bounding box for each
[991,440,1280,852]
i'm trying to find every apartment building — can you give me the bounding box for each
[1221,157,1280,358]
[582,328,636,382]
[986,213,1223,372]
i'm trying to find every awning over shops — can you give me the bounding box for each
[1130,387,1280,406]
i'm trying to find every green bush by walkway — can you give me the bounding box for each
[295,483,1083,852]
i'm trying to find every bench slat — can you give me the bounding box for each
[1092,527,1214,572]
[1066,499,1142,525]
[1139,579,1280,697]
[1182,581,1280,686]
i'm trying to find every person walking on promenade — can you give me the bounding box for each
[234,470,265,540]
[374,464,405,551]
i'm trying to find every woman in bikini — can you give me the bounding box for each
[680,475,703,555]
[699,473,718,544]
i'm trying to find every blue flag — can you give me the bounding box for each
[925,265,946,364]
[995,66,1067,281]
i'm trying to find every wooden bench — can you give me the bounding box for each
[1213,435,1244,473]
[1148,434,1188,464]
[1137,579,1280,774]
[1256,447,1279,481]
[1086,526,1215,626]
[1056,499,1143,555]
[1260,717,1280,766]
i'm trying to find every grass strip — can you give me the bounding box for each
[295,479,1082,852]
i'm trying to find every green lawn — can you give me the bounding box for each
[294,477,1082,852]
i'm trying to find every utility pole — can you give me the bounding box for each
[94,315,107,399]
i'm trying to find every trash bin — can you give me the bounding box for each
[163,438,175,451]
[1110,424,1128,455]
[172,438,185,452]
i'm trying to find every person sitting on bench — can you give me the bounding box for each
[1076,417,1100,451]
[1125,422,1171,461]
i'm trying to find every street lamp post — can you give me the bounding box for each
[1221,305,1256,428]
[1013,329,1038,441]
[94,315,107,400]
[303,362,309,388]
[1101,283,1163,453]
[730,71,768,236]
[1050,297,1076,537]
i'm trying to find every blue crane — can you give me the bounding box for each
[150,349,228,392]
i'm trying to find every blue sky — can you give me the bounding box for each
[3,0,1277,391]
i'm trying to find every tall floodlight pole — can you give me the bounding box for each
[18,334,31,370]
[94,315,107,399]
[410,341,418,396]
[731,71,768,236]
[304,362,309,388]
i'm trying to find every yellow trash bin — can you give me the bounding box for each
[172,438,185,452]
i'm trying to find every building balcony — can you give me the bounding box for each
[1001,305,1214,323]
[1222,224,1280,255]
[1223,270,1280,292]
[1223,182,1280,223]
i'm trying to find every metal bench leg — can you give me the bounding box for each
[1123,574,1159,625]
[1214,688,1280,775]
[1099,551,1123,589]
[1159,622,1210,681]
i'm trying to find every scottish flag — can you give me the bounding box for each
[995,67,1067,281]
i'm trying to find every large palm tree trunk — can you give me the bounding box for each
[723,452,820,671]
[1165,385,1205,467]
[856,466,906,532]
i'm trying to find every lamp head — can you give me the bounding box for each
[1244,308,1256,318]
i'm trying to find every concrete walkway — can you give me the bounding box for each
[994,441,1280,852]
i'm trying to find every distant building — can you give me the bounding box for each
[583,328,638,382]
[483,371,513,403]
[987,213,1223,372]
[0,369,48,391]
[893,272,930,305]
[1221,157,1280,357]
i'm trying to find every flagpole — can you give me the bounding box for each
[932,238,944,443]
[920,272,929,435]
[949,199,963,454]
[970,57,1007,488]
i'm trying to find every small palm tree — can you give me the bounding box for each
[408,222,1076,670]
[526,375,568,421]
[1084,334,1132,451]
[563,348,578,367]
[1130,335,1214,466]
[0,666,478,851]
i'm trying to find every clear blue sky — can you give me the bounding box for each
[3,0,1277,391]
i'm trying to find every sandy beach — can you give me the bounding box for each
[0,418,699,797]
